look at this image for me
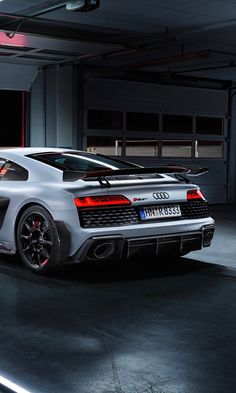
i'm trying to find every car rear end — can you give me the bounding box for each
[26,150,215,265]
[71,176,215,263]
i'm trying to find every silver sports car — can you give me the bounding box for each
[0,147,215,274]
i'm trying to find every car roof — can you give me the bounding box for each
[0,147,78,156]
[0,148,87,182]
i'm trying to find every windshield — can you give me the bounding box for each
[28,151,138,172]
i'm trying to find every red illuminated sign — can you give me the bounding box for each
[0,32,26,47]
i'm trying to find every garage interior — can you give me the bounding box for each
[0,1,236,392]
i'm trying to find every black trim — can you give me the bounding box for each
[55,221,71,261]
[0,197,10,229]
[72,229,213,263]
[78,201,210,228]
[63,165,208,185]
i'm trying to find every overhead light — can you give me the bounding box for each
[0,32,26,47]
[66,0,100,12]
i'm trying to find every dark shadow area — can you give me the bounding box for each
[55,256,221,284]
[0,252,222,286]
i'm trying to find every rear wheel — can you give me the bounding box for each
[16,205,63,274]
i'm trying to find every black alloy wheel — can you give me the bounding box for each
[17,205,62,274]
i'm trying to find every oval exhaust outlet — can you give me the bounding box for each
[203,231,214,247]
[92,242,115,260]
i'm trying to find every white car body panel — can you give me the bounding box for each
[0,148,215,266]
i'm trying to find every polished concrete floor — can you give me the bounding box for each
[188,203,236,268]
[0,205,235,393]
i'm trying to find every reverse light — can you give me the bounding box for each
[74,195,131,208]
[187,189,205,201]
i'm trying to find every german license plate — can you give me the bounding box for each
[140,205,181,220]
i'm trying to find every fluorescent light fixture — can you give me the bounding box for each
[0,376,32,393]
[66,0,100,12]
[0,32,26,47]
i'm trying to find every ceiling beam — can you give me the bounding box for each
[175,62,236,74]
[17,1,66,17]
[122,51,211,69]
[178,19,236,38]
[0,13,126,48]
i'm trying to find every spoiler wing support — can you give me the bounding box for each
[63,165,209,186]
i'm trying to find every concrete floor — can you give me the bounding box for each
[0,205,235,393]
[188,204,236,268]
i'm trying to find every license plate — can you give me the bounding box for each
[140,205,181,220]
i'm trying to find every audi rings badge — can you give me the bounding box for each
[153,192,169,200]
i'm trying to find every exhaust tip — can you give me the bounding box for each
[203,230,214,247]
[89,241,116,260]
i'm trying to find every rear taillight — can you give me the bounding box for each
[187,189,205,201]
[74,195,131,208]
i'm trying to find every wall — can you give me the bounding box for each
[30,73,232,203]
[0,63,38,91]
[30,71,45,146]
[30,65,80,148]
[84,78,228,203]
[85,78,227,115]
[228,91,236,203]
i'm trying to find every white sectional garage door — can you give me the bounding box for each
[84,78,228,203]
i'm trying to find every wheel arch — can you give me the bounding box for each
[14,202,71,261]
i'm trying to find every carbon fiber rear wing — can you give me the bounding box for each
[63,165,209,185]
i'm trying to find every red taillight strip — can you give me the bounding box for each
[187,189,205,201]
[74,195,131,208]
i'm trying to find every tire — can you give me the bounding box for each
[16,205,63,275]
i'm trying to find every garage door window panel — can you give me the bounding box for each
[196,117,224,135]
[87,136,122,156]
[87,110,123,130]
[125,139,159,157]
[163,114,193,134]
[127,112,159,132]
[195,141,224,158]
[162,140,192,157]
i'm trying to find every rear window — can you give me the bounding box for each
[28,152,137,172]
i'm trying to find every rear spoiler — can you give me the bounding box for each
[63,165,208,185]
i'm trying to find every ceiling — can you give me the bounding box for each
[1,0,236,83]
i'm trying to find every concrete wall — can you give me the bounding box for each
[30,65,80,149]
[228,91,236,203]
[30,70,45,146]
[0,63,38,91]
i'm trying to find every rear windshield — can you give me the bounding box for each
[28,151,137,172]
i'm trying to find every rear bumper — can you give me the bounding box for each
[72,223,215,263]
